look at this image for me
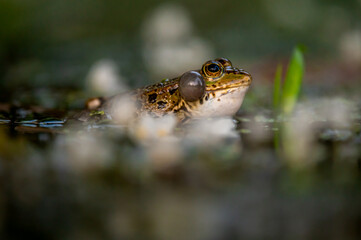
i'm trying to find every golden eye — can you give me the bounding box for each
[202,61,224,78]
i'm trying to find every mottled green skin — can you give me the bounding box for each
[98,58,252,121]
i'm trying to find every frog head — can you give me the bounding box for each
[178,58,252,118]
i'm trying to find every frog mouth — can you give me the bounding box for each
[207,70,252,91]
[207,83,251,93]
[212,84,250,91]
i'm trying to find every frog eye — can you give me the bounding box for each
[179,71,206,102]
[202,61,224,78]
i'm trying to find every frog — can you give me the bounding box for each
[83,58,251,122]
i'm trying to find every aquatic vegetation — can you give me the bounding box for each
[273,46,305,115]
[273,46,304,152]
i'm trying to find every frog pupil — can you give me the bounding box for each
[207,64,220,73]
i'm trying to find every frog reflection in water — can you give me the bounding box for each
[86,58,252,122]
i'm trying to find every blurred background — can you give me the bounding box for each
[0,0,360,240]
[0,0,360,105]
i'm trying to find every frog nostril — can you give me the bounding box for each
[238,69,251,77]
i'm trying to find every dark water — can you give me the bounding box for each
[0,98,360,240]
